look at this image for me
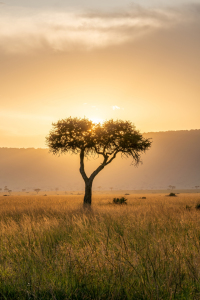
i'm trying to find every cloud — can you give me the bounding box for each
[0,4,195,54]
[112,106,120,110]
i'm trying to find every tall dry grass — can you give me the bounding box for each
[0,194,200,299]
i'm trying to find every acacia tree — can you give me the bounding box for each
[46,117,152,206]
[34,188,41,194]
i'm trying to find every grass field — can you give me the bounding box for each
[0,193,200,299]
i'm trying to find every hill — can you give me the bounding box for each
[0,130,200,191]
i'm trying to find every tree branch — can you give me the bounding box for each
[89,155,108,183]
[79,149,88,183]
[105,151,119,165]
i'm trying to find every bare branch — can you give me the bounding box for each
[79,149,88,183]
[105,151,119,165]
[89,155,108,182]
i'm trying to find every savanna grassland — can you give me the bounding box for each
[0,193,200,300]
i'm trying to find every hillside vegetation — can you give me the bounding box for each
[0,194,200,299]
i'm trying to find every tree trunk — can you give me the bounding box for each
[84,181,92,206]
[79,148,107,207]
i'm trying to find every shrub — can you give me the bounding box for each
[168,193,177,197]
[113,197,127,205]
[195,202,200,210]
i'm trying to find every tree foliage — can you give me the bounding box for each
[46,117,151,166]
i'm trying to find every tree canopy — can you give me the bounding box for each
[46,117,151,165]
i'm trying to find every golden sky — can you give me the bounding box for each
[0,1,200,147]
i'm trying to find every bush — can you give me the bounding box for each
[168,193,177,197]
[195,202,200,210]
[113,197,127,205]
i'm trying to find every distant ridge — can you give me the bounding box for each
[0,130,200,190]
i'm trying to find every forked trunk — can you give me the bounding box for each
[84,181,92,206]
[80,149,106,207]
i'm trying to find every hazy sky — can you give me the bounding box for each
[0,0,200,147]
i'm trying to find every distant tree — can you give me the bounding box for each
[168,185,176,190]
[8,189,12,195]
[4,186,8,192]
[0,188,2,191]
[110,187,113,192]
[46,117,152,206]
[195,186,200,189]
[34,188,41,194]
[22,189,26,192]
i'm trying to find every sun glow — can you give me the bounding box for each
[90,117,104,125]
